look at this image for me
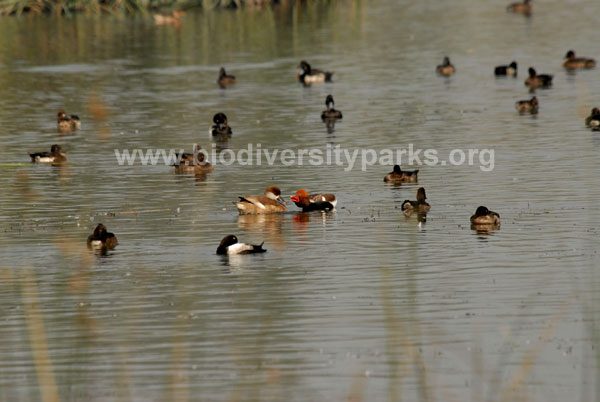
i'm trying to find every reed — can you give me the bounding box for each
[0,0,278,16]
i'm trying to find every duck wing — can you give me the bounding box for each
[309,193,336,203]
[238,196,283,210]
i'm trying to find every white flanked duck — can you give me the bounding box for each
[216,235,266,255]
[29,144,67,163]
[585,108,600,128]
[87,223,118,251]
[298,60,333,85]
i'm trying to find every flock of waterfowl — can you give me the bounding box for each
[26,0,599,255]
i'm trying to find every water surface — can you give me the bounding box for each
[0,1,599,401]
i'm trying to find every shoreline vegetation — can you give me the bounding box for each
[0,0,286,16]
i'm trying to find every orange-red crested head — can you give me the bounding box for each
[290,189,309,203]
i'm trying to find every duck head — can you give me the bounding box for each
[92,223,108,240]
[509,61,517,69]
[265,185,286,205]
[528,67,537,77]
[530,96,538,106]
[325,95,335,110]
[591,107,600,115]
[194,144,206,162]
[299,60,312,74]
[290,189,309,206]
[417,187,427,201]
[218,67,227,78]
[213,113,228,129]
[565,50,575,60]
[57,110,70,122]
[443,56,451,66]
[217,234,238,255]
[474,206,489,217]
[50,144,66,157]
[393,165,402,174]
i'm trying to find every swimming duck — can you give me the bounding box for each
[87,223,118,251]
[217,67,236,88]
[153,9,185,26]
[585,108,600,128]
[506,0,531,15]
[321,95,343,120]
[236,186,287,214]
[384,165,419,183]
[524,67,553,90]
[298,61,333,85]
[470,206,500,225]
[515,96,539,114]
[402,187,431,214]
[290,189,337,212]
[29,144,67,163]
[495,61,518,76]
[209,113,232,137]
[563,50,596,70]
[172,144,214,173]
[436,57,455,76]
[57,110,81,132]
[216,235,266,255]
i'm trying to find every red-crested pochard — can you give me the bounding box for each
[290,189,336,212]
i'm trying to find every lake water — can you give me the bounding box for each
[0,0,599,400]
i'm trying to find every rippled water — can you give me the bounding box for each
[1,1,599,401]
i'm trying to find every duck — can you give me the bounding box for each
[495,61,518,77]
[585,108,600,128]
[298,60,333,85]
[172,144,214,173]
[217,67,236,88]
[57,110,81,132]
[153,9,185,26]
[216,235,266,255]
[290,189,337,212]
[515,96,539,114]
[29,144,67,163]
[470,206,500,225]
[209,113,232,137]
[87,224,118,251]
[506,0,531,15]
[436,57,455,76]
[524,67,553,90]
[383,165,419,183]
[563,50,596,70]
[321,95,343,120]
[236,186,287,214]
[401,187,431,214]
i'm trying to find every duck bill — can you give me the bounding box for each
[276,197,287,206]
[290,196,299,203]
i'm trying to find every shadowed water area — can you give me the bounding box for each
[0,0,599,400]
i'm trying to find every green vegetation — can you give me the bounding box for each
[0,0,277,16]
